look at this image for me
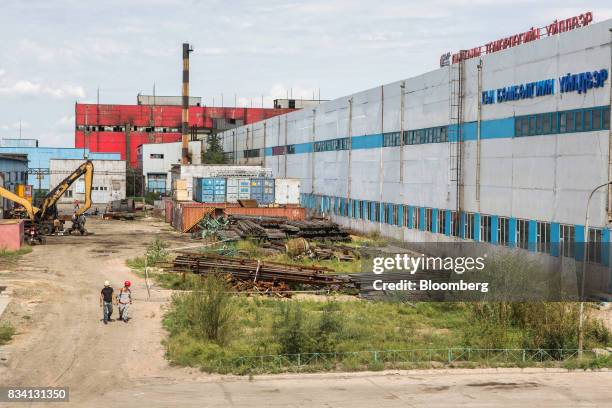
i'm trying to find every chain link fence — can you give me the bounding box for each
[204,348,602,374]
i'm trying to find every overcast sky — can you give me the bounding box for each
[0,0,610,147]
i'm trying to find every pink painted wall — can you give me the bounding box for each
[0,220,24,251]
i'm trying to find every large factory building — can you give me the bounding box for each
[220,14,612,290]
[74,95,294,168]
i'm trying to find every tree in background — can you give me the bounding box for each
[203,133,226,164]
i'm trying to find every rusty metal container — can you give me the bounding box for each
[223,206,305,220]
[165,200,173,223]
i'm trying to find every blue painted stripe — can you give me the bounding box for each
[491,215,499,244]
[352,133,383,149]
[551,223,560,257]
[432,209,439,233]
[474,213,481,242]
[508,218,517,247]
[528,220,537,252]
[444,210,451,236]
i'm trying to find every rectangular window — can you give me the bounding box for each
[521,117,529,135]
[536,114,543,134]
[436,210,445,234]
[424,208,433,232]
[66,190,73,198]
[286,144,296,154]
[543,113,552,134]
[559,112,567,133]
[440,127,448,142]
[604,109,610,130]
[588,228,603,264]
[537,221,551,254]
[516,219,529,250]
[412,207,420,230]
[374,203,381,222]
[584,109,592,130]
[450,211,460,237]
[498,217,509,246]
[593,110,602,130]
[566,111,575,132]
[560,224,574,259]
[363,201,369,221]
[150,153,164,159]
[402,205,409,227]
[552,112,558,133]
[528,116,536,136]
[464,213,475,240]
[392,205,399,225]
[481,215,492,243]
[515,117,522,136]
[244,149,260,158]
[575,111,583,131]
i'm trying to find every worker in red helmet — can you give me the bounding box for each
[117,280,132,323]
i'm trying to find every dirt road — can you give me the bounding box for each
[0,218,197,406]
[1,217,611,407]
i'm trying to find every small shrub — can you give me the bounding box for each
[0,323,15,345]
[273,302,314,356]
[316,301,344,353]
[146,238,169,265]
[170,275,237,345]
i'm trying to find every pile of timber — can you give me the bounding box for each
[165,252,353,289]
[217,215,350,242]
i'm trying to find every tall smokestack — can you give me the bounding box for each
[182,42,193,164]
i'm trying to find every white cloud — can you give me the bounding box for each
[56,115,75,128]
[0,79,85,99]
[0,121,31,132]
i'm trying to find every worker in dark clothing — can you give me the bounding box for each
[100,281,114,324]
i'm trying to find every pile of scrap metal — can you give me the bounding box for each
[215,215,351,242]
[159,252,355,297]
[285,238,360,261]
[103,199,136,220]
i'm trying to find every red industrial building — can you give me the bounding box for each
[74,101,293,168]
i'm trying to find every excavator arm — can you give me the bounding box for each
[39,160,94,220]
[0,186,40,221]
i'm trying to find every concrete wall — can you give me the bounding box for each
[49,159,126,205]
[217,19,612,289]
[220,18,612,230]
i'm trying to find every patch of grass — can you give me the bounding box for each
[563,354,612,370]
[163,296,612,374]
[0,323,15,345]
[0,246,32,265]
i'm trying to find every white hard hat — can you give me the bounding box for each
[104,280,110,287]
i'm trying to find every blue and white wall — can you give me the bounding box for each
[220,19,612,286]
[0,146,121,190]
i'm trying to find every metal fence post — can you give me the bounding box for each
[374,350,378,363]
[297,353,301,371]
[522,349,526,363]
[448,348,452,363]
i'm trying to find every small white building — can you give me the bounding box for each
[49,159,126,206]
[138,141,202,194]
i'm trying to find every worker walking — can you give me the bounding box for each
[100,281,114,324]
[117,280,132,323]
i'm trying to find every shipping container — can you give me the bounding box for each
[250,178,275,204]
[226,177,251,203]
[274,178,301,205]
[165,200,173,223]
[224,206,305,220]
[194,177,226,203]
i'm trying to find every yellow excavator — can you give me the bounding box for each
[0,160,94,240]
